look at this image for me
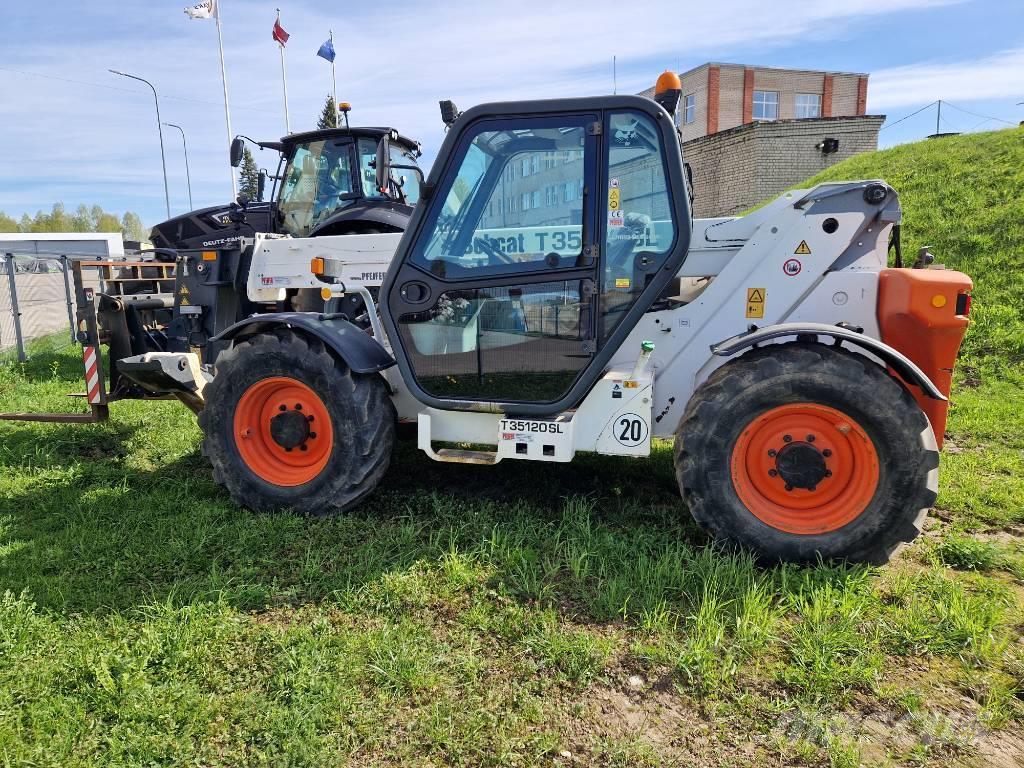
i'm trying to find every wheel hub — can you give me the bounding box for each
[729,403,880,535]
[269,409,311,451]
[775,441,828,490]
[233,377,333,486]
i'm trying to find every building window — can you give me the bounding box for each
[531,189,540,209]
[752,90,779,121]
[684,93,696,124]
[563,182,573,202]
[795,93,821,119]
[521,192,530,211]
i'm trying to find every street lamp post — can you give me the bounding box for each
[162,122,193,211]
[109,69,171,219]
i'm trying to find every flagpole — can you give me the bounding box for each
[330,29,338,127]
[277,8,290,133]
[215,1,237,197]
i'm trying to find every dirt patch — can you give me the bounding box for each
[557,671,791,767]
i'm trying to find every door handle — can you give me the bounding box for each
[400,281,431,304]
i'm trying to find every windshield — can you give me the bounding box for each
[413,120,588,272]
[357,137,421,205]
[277,139,354,236]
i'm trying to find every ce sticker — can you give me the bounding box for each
[614,413,649,447]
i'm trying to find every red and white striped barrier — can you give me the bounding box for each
[82,345,101,404]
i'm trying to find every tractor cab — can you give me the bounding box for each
[264,126,423,238]
[380,95,692,415]
[149,123,423,250]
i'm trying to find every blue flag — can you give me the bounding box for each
[317,37,336,63]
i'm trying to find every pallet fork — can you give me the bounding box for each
[0,258,176,424]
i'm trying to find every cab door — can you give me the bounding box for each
[381,97,692,416]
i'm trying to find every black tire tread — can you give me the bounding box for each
[675,342,939,564]
[198,329,395,515]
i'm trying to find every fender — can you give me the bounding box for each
[308,200,413,237]
[710,322,946,401]
[212,312,394,374]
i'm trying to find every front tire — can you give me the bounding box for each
[199,329,395,515]
[675,343,938,564]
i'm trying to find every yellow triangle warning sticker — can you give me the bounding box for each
[794,240,812,255]
[746,287,765,318]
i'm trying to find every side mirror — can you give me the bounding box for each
[257,170,267,202]
[229,137,244,168]
[374,131,392,195]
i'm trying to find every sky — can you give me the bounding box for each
[2,0,1022,229]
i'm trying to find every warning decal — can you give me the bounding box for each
[746,287,765,319]
[794,240,812,255]
[608,188,621,210]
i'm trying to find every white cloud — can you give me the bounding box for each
[868,46,1024,109]
[0,0,966,224]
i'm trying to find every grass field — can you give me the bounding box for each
[2,128,1023,766]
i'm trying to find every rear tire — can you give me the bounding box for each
[675,343,938,564]
[199,329,395,515]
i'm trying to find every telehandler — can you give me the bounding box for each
[2,74,972,564]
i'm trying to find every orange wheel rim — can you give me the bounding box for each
[730,403,880,535]
[233,377,333,487]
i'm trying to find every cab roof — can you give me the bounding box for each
[258,126,421,156]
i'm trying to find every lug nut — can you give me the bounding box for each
[808,485,816,492]
[295,403,303,411]
[300,444,308,451]
[785,484,794,491]
[307,415,315,422]
[807,434,815,442]
[823,449,832,457]
[309,432,317,439]
[783,434,792,443]
[768,449,777,457]
[768,469,778,477]
[279,404,287,411]
[825,470,832,477]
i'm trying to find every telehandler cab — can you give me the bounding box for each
[2,75,972,564]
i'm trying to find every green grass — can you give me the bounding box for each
[2,129,1024,765]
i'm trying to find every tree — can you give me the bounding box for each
[95,212,122,232]
[121,212,146,242]
[71,204,93,232]
[317,94,337,129]
[0,204,145,238]
[239,147,261,201]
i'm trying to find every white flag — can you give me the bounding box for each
[184,0,216,19]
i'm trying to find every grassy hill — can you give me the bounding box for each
[803,127,1024,381]
[0,130,1022,766]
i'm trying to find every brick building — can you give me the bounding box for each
[641,63,884,217]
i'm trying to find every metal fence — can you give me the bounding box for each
[0,252,108,360]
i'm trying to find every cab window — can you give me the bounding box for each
[600,111,676,340]
[409,117,591,278]
[390,144,421,205]
[278,139,354,236]
[358,138,383,199]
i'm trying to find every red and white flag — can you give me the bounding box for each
[184,0,216,19]
[272,18,289,46]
